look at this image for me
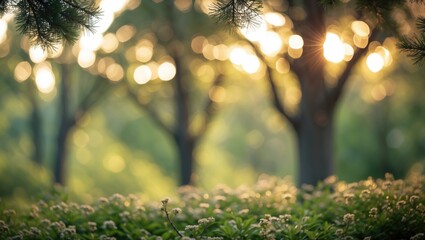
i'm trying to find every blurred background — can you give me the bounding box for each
[0,0,424,204]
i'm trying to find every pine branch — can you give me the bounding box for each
[398,36,425,64]
[209,0,263,30]
[0,0,13,16]
[10,0,100,50]
[397,17,425,64]
[416,17,425,33]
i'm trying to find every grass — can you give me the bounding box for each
[0,172,424,239]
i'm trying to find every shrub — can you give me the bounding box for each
[0,173,424,239]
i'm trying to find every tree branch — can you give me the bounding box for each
[246,40,299,129]
[71,75,108,124]
[194,73,224,142]
[126,85,176,137]
[326,28,379,109]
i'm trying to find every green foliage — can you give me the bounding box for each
[1,173,424,239]
[0,157,50,205]
[398,17,425,64]
[209,0,263,30]
[0,0,100,50]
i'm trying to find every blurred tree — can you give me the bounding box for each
[53,62,120,185]
[107,0,226,185]
[211,0,424,185]
[3,65,44,166]
[0,12,123,185]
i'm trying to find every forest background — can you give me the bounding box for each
[0,0,424,204]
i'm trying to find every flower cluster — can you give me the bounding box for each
[0,174,424,239]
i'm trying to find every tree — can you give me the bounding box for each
[0,12,122,184]
[210,0,425,185]
[2,63,44,166]
[105,0,226,185]
[53,62,120,185]
[3,0,223,186]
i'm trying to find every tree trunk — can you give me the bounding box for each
[53,123,70,185]
[53,64,72,185]
[296,109,334,186]
[173,51,195,186]
[29,93,43,166]
[293,1,333,186]
[175,136,195,185]
[375,97,392,174]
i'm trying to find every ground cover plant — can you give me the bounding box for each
[1,172,424,240]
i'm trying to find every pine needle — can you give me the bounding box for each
[8,0,100,50]
[209,0,263,31]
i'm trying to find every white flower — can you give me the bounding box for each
[102,220,117,230]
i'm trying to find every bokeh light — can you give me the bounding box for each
[93,0,125,35]
[229,47,246,65]
[366,53,385,73]
[209,86,226,103]
[241,54,261,74]
[101,33,120,53]
[376,46,392,66]
[73,129,90,148]
[213,44,229,61]
[275,58,290,74]
[288,35,303,49]
[323,32,345,63]
[264,12,286,27]
[134,65,152,84]
[343,43,354,61]
[116,25,135,43]
[0,19,8,44]
[229,46,261,74]
[80,33,103,51]
[78,50,96,68]
[100,0,129,14]
[103,155,126,173]
[353,34,369,48]
[106,63,124,81]
[34,64,55,94]
[29,45,48,63]
[370,84,387,101]
[202,43,215,60]
[191,35,207,54]
[174,0,192,12]
[97,57,115,75]
[14,61,32,82]
[351,21,370,37]
[239,17,267,42]
[136,46,153,63]
[259,31,282,56]
[158,62,176,81]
